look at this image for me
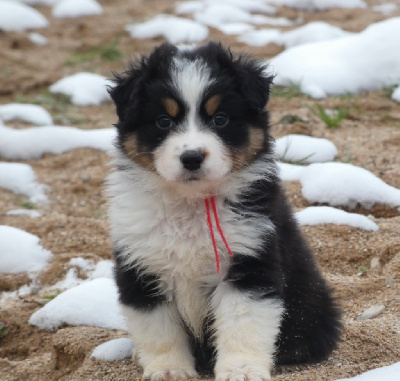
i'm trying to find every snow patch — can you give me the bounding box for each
[7,209,42,218]
[0,104,53,125]
[266,0,366,11]
[0,1,49,32]
[239,29,281,47]
[28,32,48,46]
[279,162,400,209]
[0,162,48,202]
[193,4,281,28]
[0,125,115,160]
[269,18,400,98]
[0,225,52,274]
[29,278,127,331]
[278,162,306,181]
[334,362,400,381]
[296,206,378,231]
[16,0,61,5]
[276,134,338,163]
[126,15,208,44]
[175,1,204,15]
[52,0,103,19]
[91,338,134,361]
[176,0,276,16]
[216,23,254,35]
[208,0,276,14]
[0,282,36,305]
[49,259,114,290]
[49,72,112,106]
[280,21,351,48]
[239,22,350,47]
[392,86,400,103]
[372,3,398,15]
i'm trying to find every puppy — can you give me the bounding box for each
[106,42,342,380]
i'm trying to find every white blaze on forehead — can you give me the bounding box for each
[153,56,231,187]
[171,57,214,128]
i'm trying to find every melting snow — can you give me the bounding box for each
[126,15,208,44]
[15,0,61,5]
[269,17,400,98]
[216,23,255,35]
[372,3,398,15]
[0,104,53,125]
[266,0,366,11]
[28,32,49,46]
[193,4,283,28]
[334,362,400,381]
[276,134,338,163]
[239,22,351,47]
[7,209,42,218]
[49,72,112,106]
[209,0,276,14]
[49,258,114,290]
[392,86,400,103]
[52,0,103,19]
[29,278,126,331]
[0,225,52,274]
[176,0,276,17]
[0,162,48,202]
[0,125,115,160]
[175,1,205,15]
[278,162,400,210]
[0,1,49,32]
[296,206,378,231]
[239,29,282,47]
[279,22,352,48]
[91,338,134,361]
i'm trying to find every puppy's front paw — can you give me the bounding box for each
[143,366,198,381]
[216,365,271,381]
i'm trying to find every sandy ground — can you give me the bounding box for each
[1,0,400,380]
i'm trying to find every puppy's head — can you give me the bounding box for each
[109,42,273,188]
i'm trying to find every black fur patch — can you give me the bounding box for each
[114,251,165,310]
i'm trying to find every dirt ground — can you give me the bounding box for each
[1,0,400,380]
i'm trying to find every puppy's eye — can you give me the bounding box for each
[212,113,229,128]
[156,115,173,129]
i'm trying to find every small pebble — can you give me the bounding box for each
[30,286,40,295]
[357,305,385,321]
[370,257,383,274]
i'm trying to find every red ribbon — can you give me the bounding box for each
[205,196,233,272]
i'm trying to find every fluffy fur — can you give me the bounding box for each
[107,42,342,380]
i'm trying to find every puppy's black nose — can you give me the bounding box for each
[180,150,205,171]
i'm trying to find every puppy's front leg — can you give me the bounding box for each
[212,283,284,381]
[121,303,198,381]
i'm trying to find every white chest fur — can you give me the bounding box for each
[107,154,275,336]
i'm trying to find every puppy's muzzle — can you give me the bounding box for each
[180,150,205,171]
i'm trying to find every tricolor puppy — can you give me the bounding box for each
[107,42,341,380]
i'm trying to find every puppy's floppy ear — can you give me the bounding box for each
[108,63,146,123]
[108,43,179,123]
[233,57,274,112]
[204,42,273,112]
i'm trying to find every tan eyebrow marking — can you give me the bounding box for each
[163,98,179,118]
[205,95,221,116]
